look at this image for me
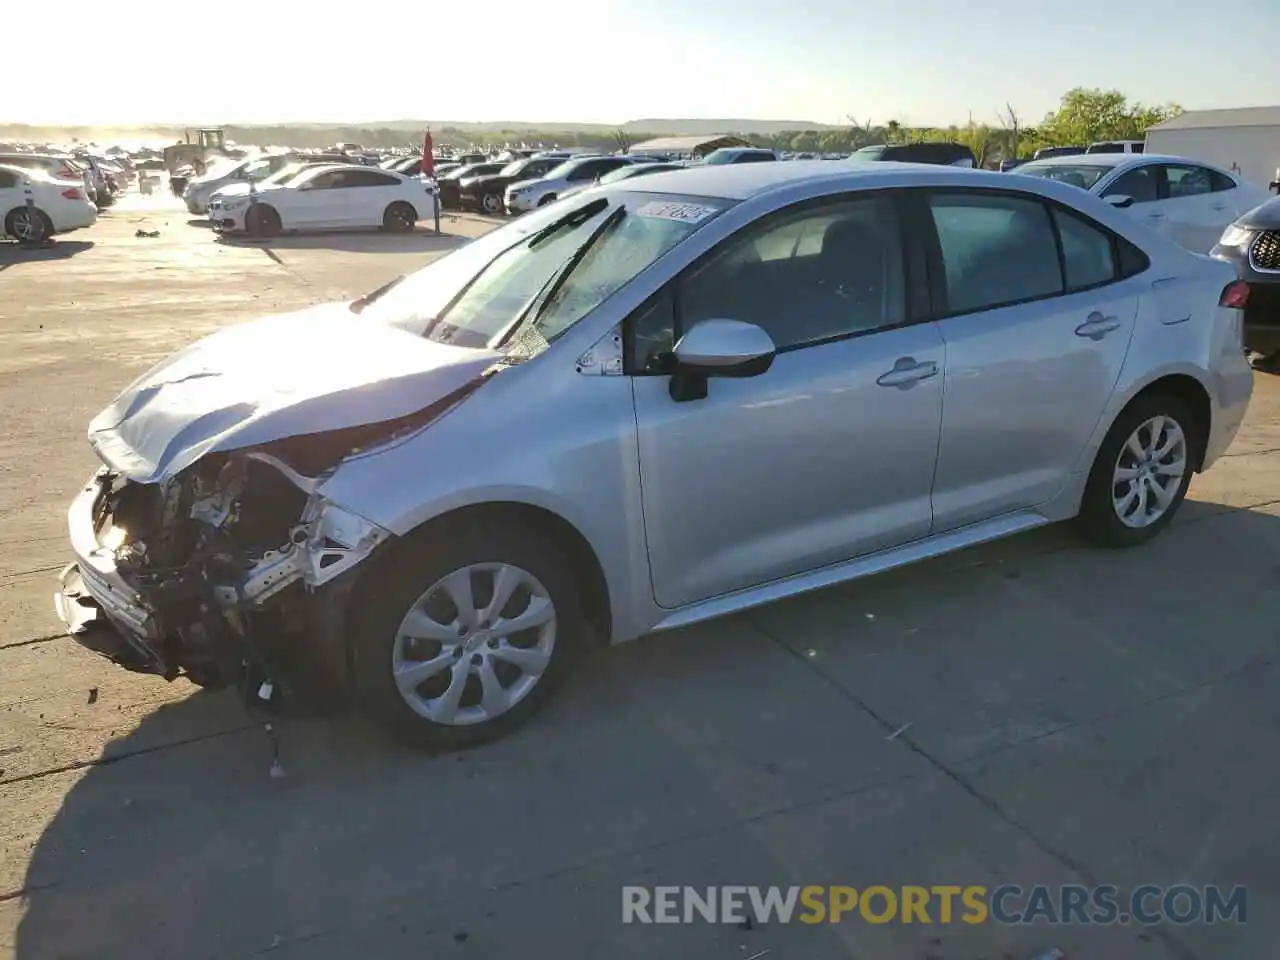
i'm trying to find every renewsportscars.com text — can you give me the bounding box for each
[622,884,1247,926]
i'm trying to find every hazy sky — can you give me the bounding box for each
[13,0,1280,127]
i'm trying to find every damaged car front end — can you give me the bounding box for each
[56,453,391,692]
[54,301,499,699]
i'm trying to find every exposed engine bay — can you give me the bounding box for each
[75,449,389,694]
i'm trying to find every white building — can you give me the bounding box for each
[1145,106,1280,190]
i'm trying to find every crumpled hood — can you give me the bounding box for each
[88,303,501,483]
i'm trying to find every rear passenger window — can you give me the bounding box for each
[928,193,1062,314]
[1208,169,1237,192]
[1052,208,1116,291]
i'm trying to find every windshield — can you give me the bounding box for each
[200,158,244,181]
[356,191,731,351]
[702,150,743,165]
[244,159,277,181]
[499,159,530,177]
[543,158,595,180]
[850,146,887,162]
[264,163,311,185]
[1012,162,1110,189]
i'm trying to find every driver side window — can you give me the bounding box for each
[627,195,906,370]
[1102,166,1159,204]
[681,195,905,351]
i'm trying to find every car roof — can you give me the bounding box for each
[622,160,1019,200]
[1019,153,1187,169]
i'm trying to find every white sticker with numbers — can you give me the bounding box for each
[634,201,718,224]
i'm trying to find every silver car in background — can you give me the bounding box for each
[55,162,1253,748]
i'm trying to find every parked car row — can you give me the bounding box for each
[0,152,128,210]
[0,163,99,243]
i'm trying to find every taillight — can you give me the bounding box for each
[1219,280,1250,309]
[62,187,83,200]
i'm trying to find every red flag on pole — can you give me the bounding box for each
[421,129,435,177]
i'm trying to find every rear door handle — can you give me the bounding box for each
[1075,311,1121,340]
[1211,202,1229,211]
[876,358,938,389]
[1145,212,1166,220]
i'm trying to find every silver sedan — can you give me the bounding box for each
[55,161,1254,747]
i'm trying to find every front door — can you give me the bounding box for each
[921,190,1140,531]
[631,192,945,609]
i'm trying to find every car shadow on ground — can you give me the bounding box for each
[215,229,472,256]
[0,240,94,271]
[10,502,1280,958]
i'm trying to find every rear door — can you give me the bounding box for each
[1155,162,1237,252]
[338,169,407,226]
[920,189,1142,531]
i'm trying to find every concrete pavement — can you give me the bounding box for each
[1,198,1277,959]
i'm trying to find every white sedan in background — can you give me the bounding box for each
[0,164,97,243]
[1013,153,1271,253]
[208,164,436,237]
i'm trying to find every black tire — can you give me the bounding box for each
[480,191,503,215]
[382,201,417,233]
[537,193,557,207]
[5,206,53,244]
[350,520,585,749]
[245,203,281,239]
[1077,391,1199,548]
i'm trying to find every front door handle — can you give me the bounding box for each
[1145,212,1165,220]
[1075,311,1121,340]
[876,358,938,389]
[1211,201,1229,211]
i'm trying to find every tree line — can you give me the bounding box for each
[1,88,1182,165]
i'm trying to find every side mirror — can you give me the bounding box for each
[668,318,776,402]
[1105,194,1135,209]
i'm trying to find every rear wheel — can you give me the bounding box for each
[382,201,417,233]
[1077,392,1198,548]
[5,206,53,244]
[480,191,503,215]
[245,203,281,239]
[351,522,585,749]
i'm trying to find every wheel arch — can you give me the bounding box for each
[1116,372,1212,471]
[340,500,613,676]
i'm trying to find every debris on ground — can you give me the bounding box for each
[1027,949,1065,960]
[885,722,912,742]
[87,687,98,705]
[134,229,160,238]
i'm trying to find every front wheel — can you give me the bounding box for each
[351,524,584,749]
[245,203,281,239]
[1077,393,1198,548]
[480,192,503,215]
[537,193,557,207]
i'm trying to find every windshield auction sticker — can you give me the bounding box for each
[635,201,718,224]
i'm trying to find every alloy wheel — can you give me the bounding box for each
[1112,415,1187,528]
[391,563,557,726]
[12,209,44,243]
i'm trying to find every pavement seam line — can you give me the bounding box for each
[748,618,1202,960]
[0,724,260,788]
[0,633,64,650]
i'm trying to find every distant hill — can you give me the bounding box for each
[0,117,842,151]
[314,118,839,135]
